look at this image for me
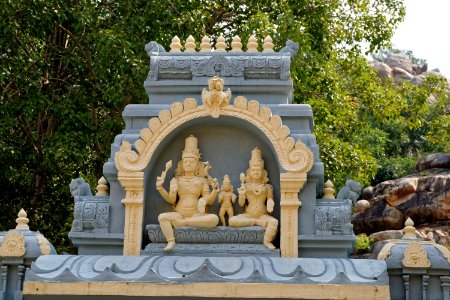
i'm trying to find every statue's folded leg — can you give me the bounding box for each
[188,214,219,228]
[228,214,256,227]
[158,212,183,251]
[259,215,278,250]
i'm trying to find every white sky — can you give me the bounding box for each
[391,0,450,77]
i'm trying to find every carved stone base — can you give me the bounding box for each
[142,243,280,257]
[146,225,266,244]
[298,235,355,258]
[69,232,124,255]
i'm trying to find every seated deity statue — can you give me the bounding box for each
[156,135,219,251]
[228,148,278,250]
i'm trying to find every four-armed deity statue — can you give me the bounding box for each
[156,135,220,251]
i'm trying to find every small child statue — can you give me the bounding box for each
[218,175,236,226]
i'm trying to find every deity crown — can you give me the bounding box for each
[249,147,264,168]
[182,135,200,159]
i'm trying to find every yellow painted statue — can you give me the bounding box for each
[156,135,219,251]
[229,148,278,249]
[218,175,236,226]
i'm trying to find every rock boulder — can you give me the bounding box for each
[385,54,413,74]
[352,168,450,234]
[416,153,450,171]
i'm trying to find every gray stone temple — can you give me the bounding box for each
[2,36,449,300]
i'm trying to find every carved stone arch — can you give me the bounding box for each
[115,97,313,174]
[116,94,314,257]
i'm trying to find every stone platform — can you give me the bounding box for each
[144,225,279,256]
[146,225,265,243]
[23,255,390,300]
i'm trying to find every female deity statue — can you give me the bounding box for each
[156,135,219,251]
[228,148,278,249]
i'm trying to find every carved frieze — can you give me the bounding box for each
[315,199,354,235]
[71,197,109,233]
[146,225,265,244]
[148,54,292,80]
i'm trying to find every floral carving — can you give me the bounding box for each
[0,230,25,257]
[402,242,431,268]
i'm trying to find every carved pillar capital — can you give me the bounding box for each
[118,171,144,256]
[279,172,308,258]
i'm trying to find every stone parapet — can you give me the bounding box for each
[144,39,299,105]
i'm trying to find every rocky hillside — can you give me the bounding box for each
[371,53,450,102]
[352,153,450,245]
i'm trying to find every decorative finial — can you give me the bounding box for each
[231,36,243,52]
[16,208,29,230]
[200,36,211,52]
[263,35,274,52]
[403,217,417,239]
[185,35,196,52]
[215,35,227,52]
[322,180,335,199]
[96,176,109,196]
[170,36,182,52]
[247,35,258,52]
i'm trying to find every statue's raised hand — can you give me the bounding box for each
[169,177,178,193]
[267,199,275,213]
[156,176,164,190]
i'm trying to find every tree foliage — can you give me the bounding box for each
[1,0,448,251]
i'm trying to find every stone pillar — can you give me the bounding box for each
[280,172,307,258]
[441,276,450,300]
[118,171,144,256]
[403,274,410,300]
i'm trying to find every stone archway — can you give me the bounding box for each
[115,79,314,257]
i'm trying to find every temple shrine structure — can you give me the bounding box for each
[1,35,449,300]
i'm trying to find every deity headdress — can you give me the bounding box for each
[246,147,269,183]
[221,174,233,190]
[182,135,200,160]
[249,147,264,168]
[176,135,206,176]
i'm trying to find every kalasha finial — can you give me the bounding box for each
[185,35,196,52]
[170,36,182,52]
[96,176,109,196]
[16,208,29,230]
[263,35,274,52]
[403,217,417,239]
[231,36,243,52]
[322,180,335,199]
[200,36,212,52]
[215,35,227,52]
[247,35,258,52]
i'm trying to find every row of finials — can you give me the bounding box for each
[169,35,275,53]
